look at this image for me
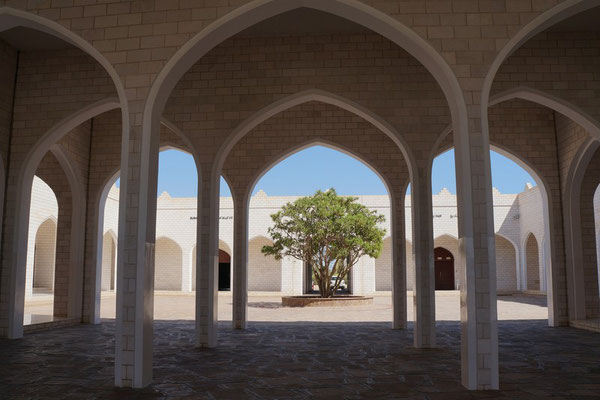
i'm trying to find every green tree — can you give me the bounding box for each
[262,189,386,298]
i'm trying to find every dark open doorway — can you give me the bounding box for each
[434,247,455,290]
[218,249,231,291]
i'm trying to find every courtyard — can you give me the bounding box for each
[4,292,600,399]
[24,291,548,323]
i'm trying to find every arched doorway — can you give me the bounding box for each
[33,218,57,292]
[434,247,454,290]
[218,249,231,291]
[101,231,116,291]
[525,233,541,291]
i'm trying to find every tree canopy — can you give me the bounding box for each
[262,189,386,298]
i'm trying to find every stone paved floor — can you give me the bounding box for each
[4,293,600,399]
[1,319,600,399]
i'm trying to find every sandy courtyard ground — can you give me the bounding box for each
[24,290,548,323]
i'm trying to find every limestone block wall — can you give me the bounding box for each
[32,219,57,291]
[351,256,376,296]
[247,236,281,292]
[495,235,517,292]
[0,39,16,165]
[36,181,553,296]
[517,186,546,291]
[154,237,183,291]
[578,147,600,319]
[375,237,393,291]
[101,232,116,292]
[492,30,600,129]
[281,256,303,296]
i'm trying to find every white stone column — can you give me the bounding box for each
[195,170,219,347]
[25,227,36,298]
[280,256,297,295]
[232,195,248,329]
[455,113,499,390]
[411,167,435,348]
[114,110,160,388]
[392,193,407,329]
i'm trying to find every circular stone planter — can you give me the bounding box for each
[282,295,373,307]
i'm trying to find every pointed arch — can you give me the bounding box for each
[215,89,417,183]
[248,235,281,292]
[92,137,200,321]
[101,231,117,292]
[489,87,600,139]
[144,0,466,155]
[495,233,518,292]
[523,233,542,291]
[246,139,395,203]
[32,218,58,292]
[482,0,600,110]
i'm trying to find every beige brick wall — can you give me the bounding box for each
[525,234,541,291]
[166,32,449,169]
[579,146,600,319]
[492,30,600,127]
[155,237,182,291]
[101,232,116,292]
[495,234,517,292]
[375,237,393,291]
[0,38,17,165]
[248,236,281,292]
[25,176,58,297]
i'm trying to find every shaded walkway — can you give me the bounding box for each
[1,320,599,399]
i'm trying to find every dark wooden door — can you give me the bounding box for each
[434,247,455,290]
[218,250,231,291]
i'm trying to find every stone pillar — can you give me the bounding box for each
[181,247,192,292]
[25,227,35,298]
[411,167,435,348]
[392,192,407,329]
[455,113,499,390]
[195,170,219,347]
[232,195,248,329]
[576,149,600,319]
[53,192,73,318]
[114,109,160,388]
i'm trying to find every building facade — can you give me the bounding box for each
[26,179,555,298]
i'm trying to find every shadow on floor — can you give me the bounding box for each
[497,294,547,307]
[1,319,599,399]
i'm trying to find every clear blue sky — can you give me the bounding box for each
[139,146,536,197]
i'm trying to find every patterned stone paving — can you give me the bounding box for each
[1,319,600,399]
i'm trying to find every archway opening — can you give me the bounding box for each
[434,247,454,290]
[23,162,70,326]
[97,147,204,320]
[218,249,232,291]
[101,232,117,292]
[242,143,393,323]
[191,244,232,292]
[430,147,549,322]
[525,234,541,291]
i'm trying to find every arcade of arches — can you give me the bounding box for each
[1,1,600,396]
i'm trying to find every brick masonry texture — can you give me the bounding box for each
[1,0,600,391]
